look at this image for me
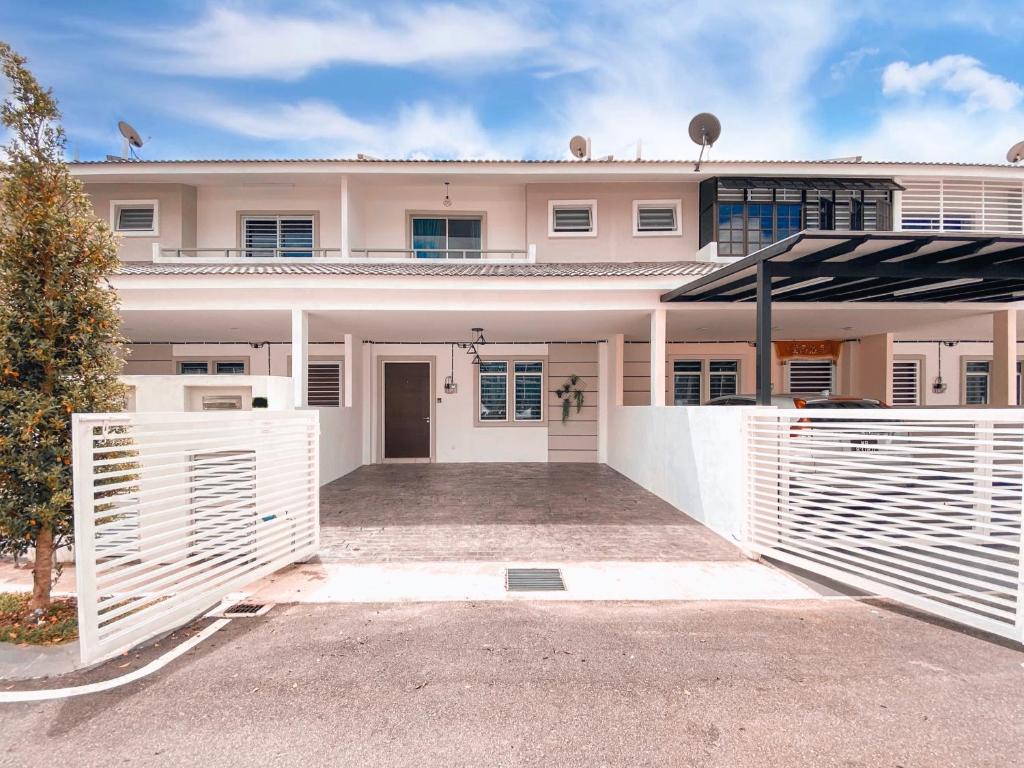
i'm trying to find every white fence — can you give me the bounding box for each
[746,409,1024,641]
[72,411,319,665]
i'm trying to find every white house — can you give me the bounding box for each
[72,157,1024,484]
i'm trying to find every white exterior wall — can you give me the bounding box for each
[606,405,748,543]
[369,343,549,463]
[122,375,294,412]
[893,341,1002,406]
[352,180,527,252]
[195,185,342,251]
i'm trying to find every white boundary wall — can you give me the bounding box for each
[72,411,319,665]
[606,405,749,543]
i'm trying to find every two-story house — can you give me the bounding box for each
[72,157,1024,483]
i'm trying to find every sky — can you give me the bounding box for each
[2,0,1023,163]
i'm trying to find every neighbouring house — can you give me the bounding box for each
[73,157,1024,485]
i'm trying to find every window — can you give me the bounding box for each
[307,361,342,407]
[891,359,921,406]
[478,361,508,421]
[963,360,990,405]
[633,200,681,236]
[242,215,314,257]
[110,200,158,236]
[513,362,544,421]
[672,359,739,405]
[477,360,545,424]
[549,200,597,236]
[410,215,482,258]
[785,360,835,394]
[177,360,247,375]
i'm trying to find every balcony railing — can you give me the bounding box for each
[154,245,536,263]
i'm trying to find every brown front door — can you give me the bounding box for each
[383,362,431,460]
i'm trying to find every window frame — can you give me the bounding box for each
[669,357,741,405]
[961,357,991,406]
[784,358,836,395]
[632,199,682,237]
[306,359,344,408]
[110,199,159,237]
[474,357,547,427]
[237,211,318,257]
[406,211,487,258]
[891,356,924,406]
[176,357,249,376]
[548,200,598,238]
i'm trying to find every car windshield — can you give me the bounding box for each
[803,401,882,409]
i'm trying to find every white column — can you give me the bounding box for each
[612,333,625,407]
[992,310,1017,407]
[340,175,350,259]
[292,309,309,408]
[343,333,355,408]
[598,341,610,463]
[650,309,667,407]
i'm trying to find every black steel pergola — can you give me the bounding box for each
[661,230,1024,404]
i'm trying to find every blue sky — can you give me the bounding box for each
[2,0,1023,162]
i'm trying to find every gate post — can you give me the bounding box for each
[72,415,100,664]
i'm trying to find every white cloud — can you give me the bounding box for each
[883,55,1023,111]
[127,4,548,80]
[830,47,879,81]
[187,97,503,159]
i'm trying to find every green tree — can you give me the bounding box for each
[0,42,125,608]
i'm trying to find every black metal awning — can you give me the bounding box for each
[663,231,1024,304]
[715,177,903,192]
[662,230,1024,404]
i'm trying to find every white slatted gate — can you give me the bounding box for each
[746,409,1024,642]
[72,411,319,665]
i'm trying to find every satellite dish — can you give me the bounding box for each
[569,135,590,160]
[688,112,721,171]
[118,121,144,148]
[1007,140,1024,163]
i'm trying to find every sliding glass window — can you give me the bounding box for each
[411,216,482,259]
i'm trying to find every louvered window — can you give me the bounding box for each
[708,361,739,400]
[242,215,315,257]
[550,201,596,235]
[479,361,508,421]
[673,359,739,404]
[634,201,680,234]
[891,360,921,406]
[307,361,342,407]
[785,360,835,395]
[673,361,703,405]
[113,202,156,233]
[215,361,246,375]
[178,361,210,375]
[963,360,990,405]
[900,178,1024,233]
[513,361,543,421]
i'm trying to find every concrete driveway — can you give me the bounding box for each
[2,599,1022,767]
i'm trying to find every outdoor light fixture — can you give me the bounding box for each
[455,327,487,364]
[442,181,452,207]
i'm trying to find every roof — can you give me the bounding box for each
[116,260,721,278]
[74,157,1022,168]
[662,231,1024,304]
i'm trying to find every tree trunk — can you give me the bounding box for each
[30,525,54,610]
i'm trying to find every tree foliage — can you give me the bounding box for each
[0,42,125,607]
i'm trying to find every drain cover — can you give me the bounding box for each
[505,568,565,592]
[222,602,272,618]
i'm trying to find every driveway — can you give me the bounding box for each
[319,463,743,562]
[2,599,1021,767]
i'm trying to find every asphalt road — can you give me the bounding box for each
[1,599,1022,767]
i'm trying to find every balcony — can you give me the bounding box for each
[153,245,537,264]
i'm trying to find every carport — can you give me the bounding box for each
[662,231,1024,404]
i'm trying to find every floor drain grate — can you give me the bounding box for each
[222,602,272,618]
[505,568,566,592]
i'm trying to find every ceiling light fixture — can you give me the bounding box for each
[442,181,452,208]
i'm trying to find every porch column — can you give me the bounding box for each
[991,309,1017,406]
[650,309,667,406]
[611,333,625,407]
[855,333,893,403]
[340,175,351,259]
[292,309,309,408]
[755,262,773,405]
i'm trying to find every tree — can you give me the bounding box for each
[0,42,125,609]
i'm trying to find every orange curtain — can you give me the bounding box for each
[773,340,843,362]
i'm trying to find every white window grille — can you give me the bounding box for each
[900,178,1024,233]
[178,361,210,375]
[785,359,835,394]
[242,215,315,257]
[111,200,158,235]
[479,361,508,421]
[891,359,922,406]
[963,360,990,405]
[672,359,739,404]
[513,361,543,421]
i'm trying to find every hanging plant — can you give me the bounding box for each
[556,374,586,423]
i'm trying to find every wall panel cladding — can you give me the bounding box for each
[122,344,174,375]
[547,344,599,462]
[624,342,652,406]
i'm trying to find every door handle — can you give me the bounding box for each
[423,417,431,423]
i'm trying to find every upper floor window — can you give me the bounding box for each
[549,200,597,237]
[111,200,158,236]
[411,215,482,258]
[633,200,681,236]
[242,214,314,258]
